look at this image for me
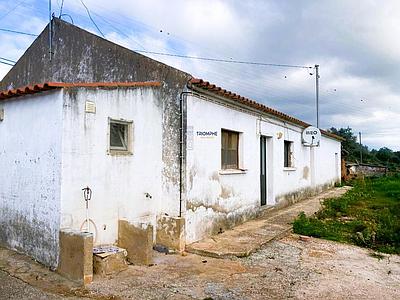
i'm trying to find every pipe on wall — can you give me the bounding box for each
[178,90,193,218]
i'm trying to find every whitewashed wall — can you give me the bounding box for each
[0,90,63,268]
[185,93,341,243]
[60,87,165,245]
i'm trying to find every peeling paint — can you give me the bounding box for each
[303,166,309,179]
[0,91,63,268]
[185,93,342,244]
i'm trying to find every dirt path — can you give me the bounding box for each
[0,234,398,299]
[187,186,351,258]
[88,234,400,299]
[0,186,398,299]
[0,270,65,300]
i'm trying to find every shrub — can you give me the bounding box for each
[293,175,400,254]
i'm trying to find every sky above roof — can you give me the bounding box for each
[1,0,399,150]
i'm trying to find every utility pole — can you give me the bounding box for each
[359,131,363,164]
[48,0,52,60]
[315,64,320,128]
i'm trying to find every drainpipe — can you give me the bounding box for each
[179,89,192,218]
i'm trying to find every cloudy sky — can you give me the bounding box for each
[1,0,399,150]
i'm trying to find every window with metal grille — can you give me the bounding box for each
[221,129,239,169]
[284,140,293,167]
[109,119,133,154]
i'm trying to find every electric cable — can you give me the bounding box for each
[0,28,38,36]
[78,0,105,38]
[0,57,16,63]
[0,0,26,21]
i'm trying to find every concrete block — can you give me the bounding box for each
[118,220,153,265]
[58,229,93,285]
[93,246,128,277]
[156,216,185,252]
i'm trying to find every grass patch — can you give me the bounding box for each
[293,175,400,254]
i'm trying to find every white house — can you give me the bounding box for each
[185,79,341,243]
[0,19,342,277]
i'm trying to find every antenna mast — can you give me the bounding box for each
[48,0,52,60]
[315,64,320,128]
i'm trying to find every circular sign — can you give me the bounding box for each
[302,126,321,146]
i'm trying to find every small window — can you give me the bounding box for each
[284,140,293,167]
[221,129,239,169]
[109,119,133,154]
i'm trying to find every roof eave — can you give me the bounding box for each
[188,79,344,142]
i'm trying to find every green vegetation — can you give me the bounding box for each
[293,175,400,254]
[329,127,400,171]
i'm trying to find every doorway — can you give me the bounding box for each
[260,136,267,206]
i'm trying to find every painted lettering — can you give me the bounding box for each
[196,131,218,137]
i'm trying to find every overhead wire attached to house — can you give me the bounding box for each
[0,0,26,21]
[132,50,313,69]
[0,61,14,66]
[0,28,38,37]
[78,0,105,38]
[0,57,16,63]
[0,57,16,66]
[0,25,312,70]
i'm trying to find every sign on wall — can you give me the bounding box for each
[302,126,321,146]
[196,131,218,138]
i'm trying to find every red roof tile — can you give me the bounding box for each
[0,81,161,101]
[188,78,343,141]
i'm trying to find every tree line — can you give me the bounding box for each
[328,127,400,171]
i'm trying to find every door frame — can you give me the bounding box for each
[260,136,267,206]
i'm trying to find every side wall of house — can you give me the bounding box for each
[185,94,341,243]
[60,87,166,245]
[0,19,191,220]
[0,90,63,268]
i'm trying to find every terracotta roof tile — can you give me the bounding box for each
[0,81,161,101]
[188,78,343,141]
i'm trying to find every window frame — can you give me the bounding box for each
[284,140,293,168]
[221,129,240,170]
[108,118,133,155]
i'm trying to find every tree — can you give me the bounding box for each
[328,127,399,170]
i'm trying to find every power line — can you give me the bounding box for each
[0,6,312,72]
[0,28,38,37]
[0,57,16,63]
[0,25,313,70]
[59,0,65,18]
[92,11,146,50]
[0,0,26,21]
[0,61,14,66]
[134,49,312,69]
[79,0,105,38]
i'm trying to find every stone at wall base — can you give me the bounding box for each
[57,229,93,286]
[156,215,185,252]
[93,246,128,277]
[118,220,153,265]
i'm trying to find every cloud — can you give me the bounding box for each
[1,0,399,150]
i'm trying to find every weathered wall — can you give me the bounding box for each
[60,87,167,245]
[185,93,341,243]
[0,18,191,219]
[0,90,63,268]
